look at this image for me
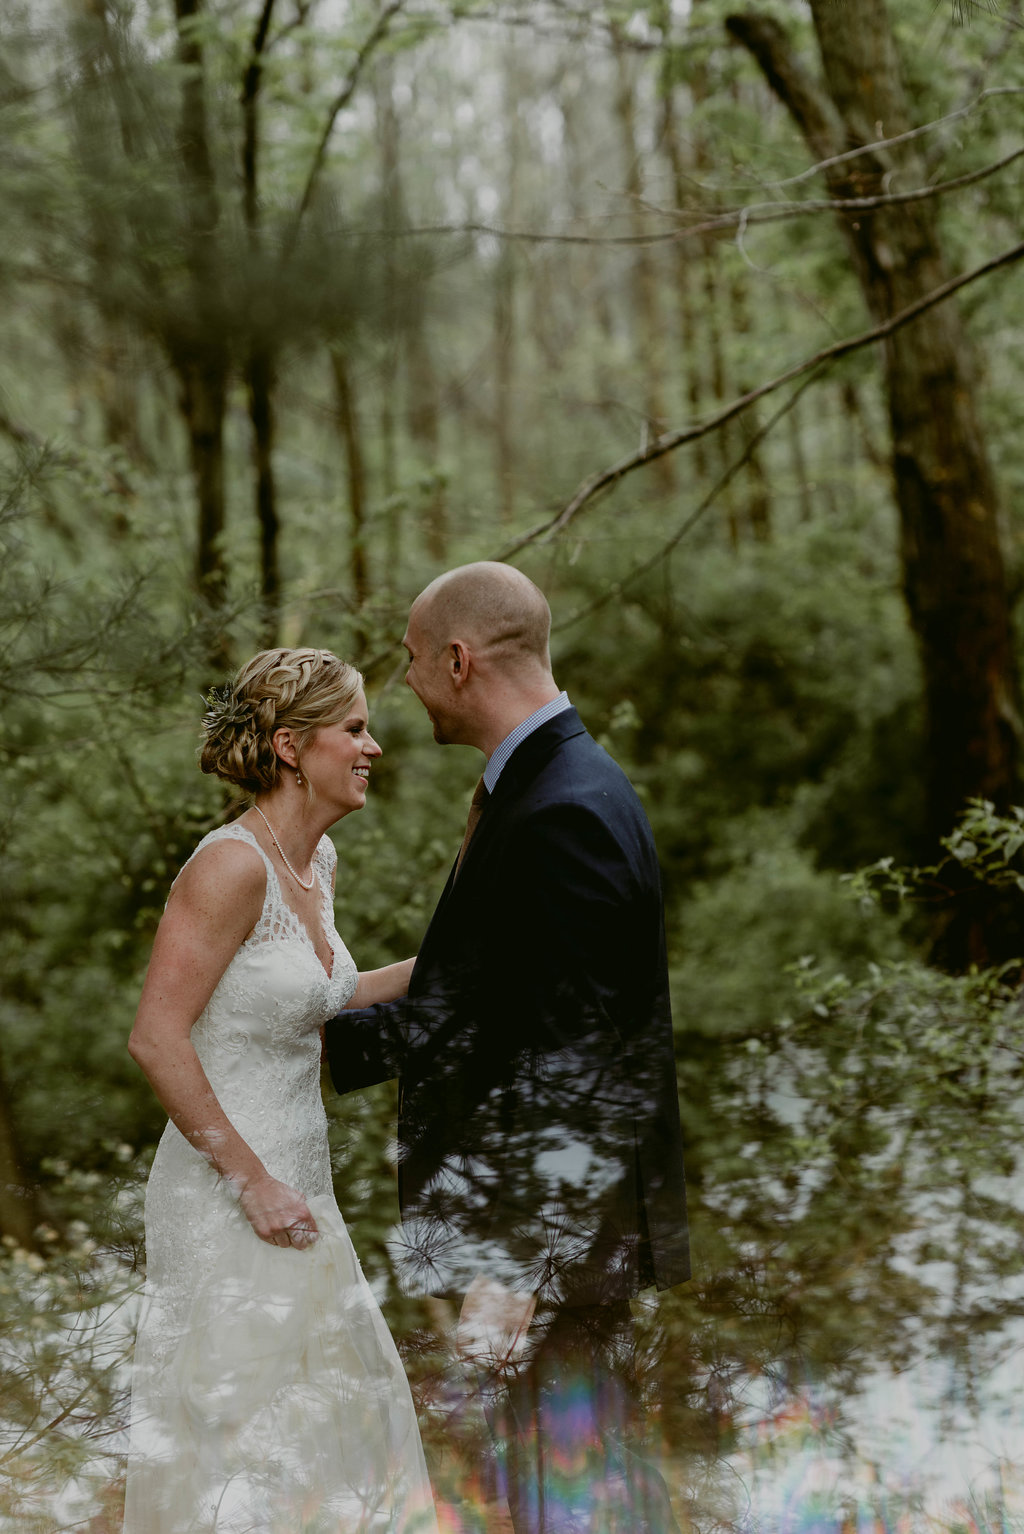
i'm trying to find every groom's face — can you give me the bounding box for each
[403,609,457,744]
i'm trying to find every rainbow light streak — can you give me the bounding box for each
[426,1359,684,1533]
[727,1370,1024,1534]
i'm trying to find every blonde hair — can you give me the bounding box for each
[199,648,362,795]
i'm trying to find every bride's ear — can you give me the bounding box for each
[271,726,300,769]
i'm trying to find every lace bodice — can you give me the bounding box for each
[187,823,356,1066]
[141,823,358,1347]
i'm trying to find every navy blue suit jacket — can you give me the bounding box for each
[325,709,689,1303]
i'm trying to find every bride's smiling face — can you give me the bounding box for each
[299,690,381,813]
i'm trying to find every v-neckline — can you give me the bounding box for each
[282,868,335,982]
[238,823,336,981]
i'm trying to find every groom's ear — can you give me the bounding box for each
[449,641,470,685]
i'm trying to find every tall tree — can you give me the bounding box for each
[727,3,1022,959]
[0,1059,37,1250]
[375,49,446,561]
[241,0,282,646]
[655,7,706,479]
[493,45,524,525]
[330,343,371,652]
[612,23,674,492]
[171,0,231,642]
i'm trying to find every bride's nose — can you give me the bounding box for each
[364,734,382,758]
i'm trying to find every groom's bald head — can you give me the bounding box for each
[404,563,559,752]
[411,562,552,674]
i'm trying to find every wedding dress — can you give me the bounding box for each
[124,825,437,1534]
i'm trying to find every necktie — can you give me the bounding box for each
[455,777,488,877]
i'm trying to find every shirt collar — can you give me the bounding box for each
[483,692,571,794]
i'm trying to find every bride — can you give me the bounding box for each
[124,647,438,1534]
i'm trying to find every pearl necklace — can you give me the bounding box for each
[252,804,316,891]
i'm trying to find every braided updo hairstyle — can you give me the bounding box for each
[199,648,363,796]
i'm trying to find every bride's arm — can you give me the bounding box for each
[348,958,415,1007]
[128,839,317,1248]
[326,853,414,1006]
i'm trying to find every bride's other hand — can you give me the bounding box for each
[348,956,415,1007]
[238,1171,319,1249]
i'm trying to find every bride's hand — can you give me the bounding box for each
[237,1172,319,1249]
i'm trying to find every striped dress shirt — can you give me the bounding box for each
[482,692,572,794]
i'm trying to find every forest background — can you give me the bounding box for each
[2,0,1024,1527]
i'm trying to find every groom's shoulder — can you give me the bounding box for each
[530,719,649,822]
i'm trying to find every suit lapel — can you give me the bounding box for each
[484,707,587,812]
[421,709,589,934]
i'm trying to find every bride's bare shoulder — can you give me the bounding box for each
[167,829,268,921]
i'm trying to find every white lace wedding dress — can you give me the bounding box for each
[124,825,437,1534]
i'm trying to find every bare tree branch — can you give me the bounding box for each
[350,135,1024,250]
[644,142,1024,241]
[751,84,1024,191]
[291,0,407,236]
[493,236,1024,561]
[550,368,826,635]
[358,234,1024,680]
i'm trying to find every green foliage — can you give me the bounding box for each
[671,806,908,1043]
[649,942,1024,1495]
[1,0,1023,1519]
[850,798,1024,910]
[550,508,924,904]
[0,1161,142,1531]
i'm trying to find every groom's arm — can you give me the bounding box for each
[324,985,454,1096]
[323,997,406,1094]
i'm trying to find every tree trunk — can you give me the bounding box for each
[493,48,524,525]
[174,0,230,660]
[70,10,150,469]
[177,356,229,628]
[494,247,517,525]
[729,273,772,540]
[330,346,370,650]
[0,1058,37,1251]
[373,56,401,583]
[727,3,1023,962]
[560,76,615,347]
[786,394,814,523]
[612,31,674,492]
[247,347,280,646]
[391,100,445,558]
[406,324,445,560]
[657,29,707,479]
[689,0,739,538]
[242,1,281,647]
[375,51,444,566]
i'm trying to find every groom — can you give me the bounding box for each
[326,562,688,1529]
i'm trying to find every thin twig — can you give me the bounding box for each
[374,140,1024,250]
[494,235,1024,560]
[550,368,827,633]
[358,234,1024,676]
[756,84,1024,190]
[290,0,407,237]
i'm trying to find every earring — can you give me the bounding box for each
[295,767,303,787]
